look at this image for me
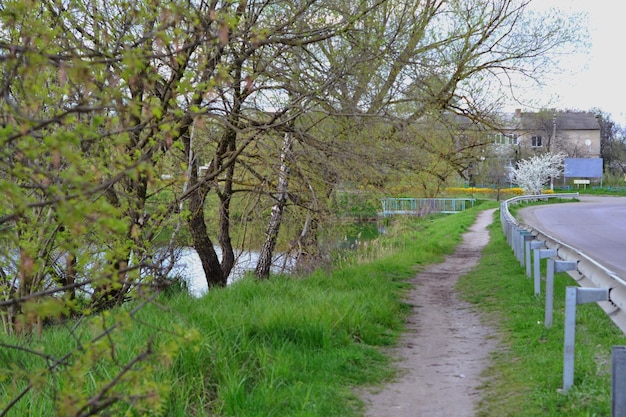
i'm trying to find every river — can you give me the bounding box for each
[174,221,380,296]
[173,247,294,296]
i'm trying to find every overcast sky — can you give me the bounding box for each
[518,0,625,125]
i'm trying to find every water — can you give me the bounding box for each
[173,247,294,296]
[340,221,381,249]
[173,221,379,296]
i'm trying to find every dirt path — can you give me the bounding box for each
[362,208,498,417]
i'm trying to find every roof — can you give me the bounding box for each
[518,111,601,131]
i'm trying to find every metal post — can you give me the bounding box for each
[504,218,509,243]
[535,249,556,298]
[509,224,515,251]
[562,286,610,392]
[563,286,577,391]
[517,230,525,265]
[526,239,532,277]
[516,230,523,265]
[513,229,530,265]
[515,230,528,265]
[546,259,556,327]
[529,241,545,279]
[613,346,626,417]
[546,259,577,328]
[511,226,520,258]
[520,233,533,268]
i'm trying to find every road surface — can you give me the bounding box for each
[517,196,626,279]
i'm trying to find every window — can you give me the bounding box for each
[531,135,543,147]
[507,134,519,146]
[490,133,518,146]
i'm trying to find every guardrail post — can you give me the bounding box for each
[510,224,516,247]
[512,226,520,258]
[546,259,577,328]
[613,346,626,417]
[513,228,530,265]
[534,249,557,297]
[528,241,545,279]
[508,223,515,250]
[520,232,533,268]
[501,216,507,238]
[562,286,610,392]
[509,224,517,249]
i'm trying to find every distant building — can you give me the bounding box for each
[468,109,603,187]
[503,109,601,159]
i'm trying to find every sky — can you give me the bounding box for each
[515,1,626,126]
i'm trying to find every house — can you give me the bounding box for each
[427,109,603,187]
[469,109,603,187]
[505,109,601,159]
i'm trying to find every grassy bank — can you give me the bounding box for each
[458,218,626,416]
[5,201,623,416]
[1,205,490,416]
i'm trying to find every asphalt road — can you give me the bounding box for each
[518,196,626,279]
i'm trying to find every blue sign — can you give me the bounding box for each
[564,158,603,178]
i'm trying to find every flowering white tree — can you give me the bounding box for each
[512,153,566,195]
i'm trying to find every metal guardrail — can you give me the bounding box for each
[501,193,626,399]
[500,193,626,332]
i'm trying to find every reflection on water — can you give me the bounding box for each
[172,248,294,297]
[340,221,382,249]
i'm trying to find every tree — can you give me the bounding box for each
[304,0,586,186]
[596,111,626,177]
[250,0,588,275]
[0,0,589,413]
[0,1,213,413]
[175,0,383,284]
[512,152,565,195]
[474,144,515,199]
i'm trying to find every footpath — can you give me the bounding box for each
[361,208,498,417]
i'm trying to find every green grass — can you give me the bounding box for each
[10,200,621,416]
[0,205,492,416]
[555,186,626,196]
[458,216,626,416]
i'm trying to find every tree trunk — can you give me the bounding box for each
[255,133,294,279]
[217,130,237,279]
[183,127,228,288]
[294,216,324,275]
[188,188,226,287]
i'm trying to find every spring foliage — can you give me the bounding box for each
[0,0,586,415]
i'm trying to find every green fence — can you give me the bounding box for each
[380,198,475,216]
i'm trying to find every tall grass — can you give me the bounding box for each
[458,218,626,416]
[1,205,490,416]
